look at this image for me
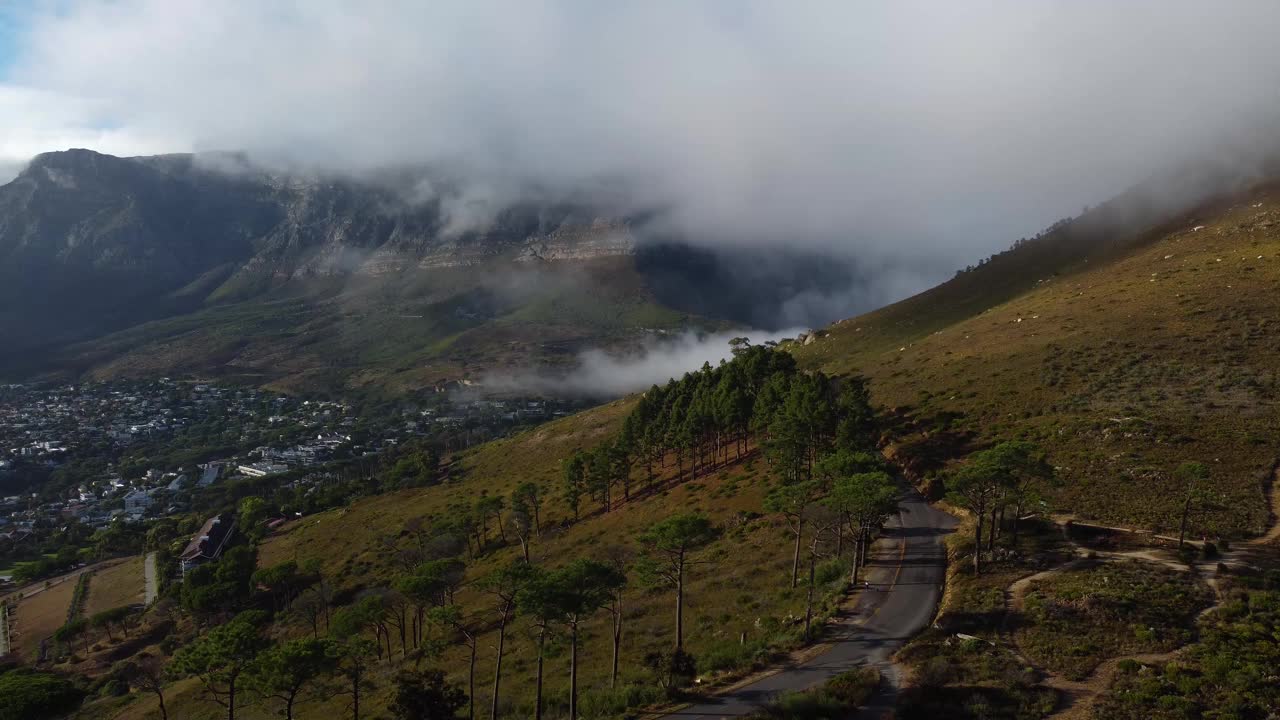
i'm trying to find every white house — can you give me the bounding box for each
[123,488,154,514]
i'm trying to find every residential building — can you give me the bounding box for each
[180,514,236,576]
[123,488,153,514]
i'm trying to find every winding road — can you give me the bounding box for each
[658,486,956,718]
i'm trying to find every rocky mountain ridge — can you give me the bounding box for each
[0,149,859,391]
[0,150,645,353]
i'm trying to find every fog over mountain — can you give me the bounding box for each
[480,328,807,398]
[4,1,1280,309]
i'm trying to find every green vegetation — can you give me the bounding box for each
[65,258,711,396]
[946,442,1054,574]
[11,547,82,585]
[0,666,85,720]
[52,343,894,720]
[898,638,1056,720]
[89,606,138,642]
[798,190,1280,538]
[170,611,273,720]
[1093,584,1280,719]
[389,669,468,720]
[1015,561,1212,680]
[66,571,92,624]
[746,667,880,719]
[896,519,1073,720]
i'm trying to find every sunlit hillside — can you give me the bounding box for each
[798,185,1280,536]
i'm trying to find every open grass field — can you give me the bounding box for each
[6,571,80,662]
[796,185,1280,538]
[83,556,145,617]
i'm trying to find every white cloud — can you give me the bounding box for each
[481,328,806,398]
[2,0,1280,299]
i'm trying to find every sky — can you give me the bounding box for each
[2,1,1280,306]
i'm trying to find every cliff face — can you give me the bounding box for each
[0,150,866,390]
[0,150,640,354]
[516,219,636,262]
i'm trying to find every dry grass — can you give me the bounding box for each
[798,187,1280,537]
[84,556,145,617]
[7,571,81,661]
[248,399,856,718]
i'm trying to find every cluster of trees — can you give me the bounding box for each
[945,441,1054,574]
[9,546,81,585]
[556,341,900,663]
[5,518,152,586]
[113,518,466,720]
[427,482,544,563]
[49,603,141,656]
[564,343,877,518]
[764,452,899,603]
[0,666,85,720]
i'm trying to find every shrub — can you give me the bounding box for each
[751,689,846,719]
[814,559,844,586]
[0,669,85,720]
[577,683,665,718]
[644,650,697,690]
[700,638,769,674]
[825,667,880,705]
[746,667,881,719]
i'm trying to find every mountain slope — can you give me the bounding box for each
[61,165,1280,720]
[0,150,865,392]
[798,183,1280,536]
[187,181,1276,720]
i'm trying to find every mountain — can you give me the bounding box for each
[238,169,1280,719]
[797,175,1280,536]
[0,150,854,393]
[14,149,1280,720]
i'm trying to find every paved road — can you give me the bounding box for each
[658,486,956,718]
[144,552,158,605]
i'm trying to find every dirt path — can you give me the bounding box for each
[1003,466,1280,720]
[1002,549,1196,720]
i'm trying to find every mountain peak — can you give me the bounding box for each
[26,147,117,169]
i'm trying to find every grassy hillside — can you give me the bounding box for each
[83,558,145,618]
[797,185,1280,536]
[4,572,80,662]
[51,257,712,396]
[82,399,871,719]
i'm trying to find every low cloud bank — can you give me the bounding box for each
[6,2,1280,308]
[481,328,805,398]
